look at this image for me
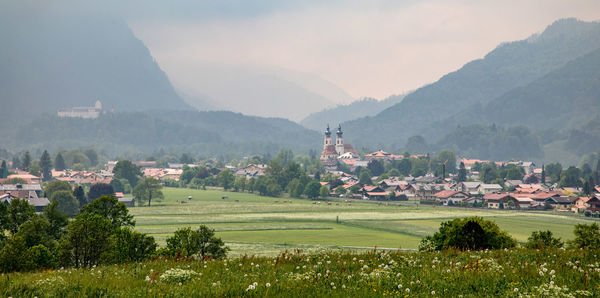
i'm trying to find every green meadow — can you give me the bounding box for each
[130,187,596,256]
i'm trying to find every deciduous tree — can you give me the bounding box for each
[132,177,163,206]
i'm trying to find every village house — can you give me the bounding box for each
[458,182,481,195]
[433,190,470,205]
[478,183,503,194]
[484,193,517,209]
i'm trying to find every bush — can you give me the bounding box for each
[568,223,600,249]
[103,228,156,264]
[159,268,199,284]
[165,226,229,259]
[524,230,563,249]
[419,217,517,251]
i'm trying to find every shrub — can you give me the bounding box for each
[103,228,156,263]
[419,217,517,251]
[524,230,563,249]
[165,226,229,259]
[568,223,600,249]
[159,268,199,284]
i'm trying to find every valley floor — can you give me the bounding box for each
[131,188,597,256]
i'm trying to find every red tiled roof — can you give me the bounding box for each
[483,193,514,200]
[363,186,379,192]
[366,192,388,196]
[434,190,458,199]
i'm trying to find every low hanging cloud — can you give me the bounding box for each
[128,0,600,100]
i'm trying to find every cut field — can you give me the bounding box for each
[130,187,598,256]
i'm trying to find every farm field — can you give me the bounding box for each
[130,187,597,256]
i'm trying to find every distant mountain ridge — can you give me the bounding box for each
[342,18,600,152]
[299,94,407,131]
[13,111,321,157]
[0,8,194,129]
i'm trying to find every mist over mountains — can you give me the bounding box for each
[0,9,192,126]
[1,1,599,166]
[339,18,600,163]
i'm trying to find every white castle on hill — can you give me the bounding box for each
[58,100,102,119]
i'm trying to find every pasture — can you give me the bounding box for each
[130,187,596,256]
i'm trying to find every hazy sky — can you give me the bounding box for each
[24,0,600,101]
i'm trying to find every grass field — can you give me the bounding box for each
[130,187,598,256]
[4,249,600,297]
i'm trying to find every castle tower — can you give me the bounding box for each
[323,124,332,149]
[335,124,345,155]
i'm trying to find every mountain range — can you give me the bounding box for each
[339,18,600,163]
[1,5,599,166]
[300,94,407,131]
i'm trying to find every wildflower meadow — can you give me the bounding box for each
[2,248,600,297]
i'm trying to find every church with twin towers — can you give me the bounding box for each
[319,124,359,164]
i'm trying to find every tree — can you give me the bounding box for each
[28,161,41,177]
[545,163,562,183]
[7,199,36,234]
[14,215,55,250]
[179,153,194,164]
[304,180,321,199]
[40,150,53,181]
[0,203,8,240]
[50,190,79,216]
[113,160,142,187]
[395,158,412,176]
[87,183,115,202]
[558,166,582,188]
[83,149,99,167]
[418,217,517,251]
[387,168,401,177]
[73,186,86,207]
[22,151,31,171]
[44,180,72,201]
[335,186,346,195]
[11,156,21,170]
[43,202,68,240]
[524,230,563,249]
[568,223,600,249]
[133,178,164,206]
[165,226,228,259]
[110,178,125,193]
[406,135,429,154]
[217,169,235,190]
[457,162,467,182]
[437,150,457,174]
[0,235,33,272]
[233,177,246,192]
[104,228,156,264]
[54,153,66,171]
[367,159,384,176]
[0,160,7,179]
[349,184,361,194]
[319,185,329,198]
[266,182,282,197]
[503,166,524,180]
[480,163,499,184]
[582,177,593,196]
[58,213,112,268]
[82,195,135,229]
[541,164,546,184]
[359,168,373,185]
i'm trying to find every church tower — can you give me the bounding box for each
[335,124,345,155]
[323,124,332,149]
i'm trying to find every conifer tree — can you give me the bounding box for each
[54,153,66,171]
[40,150,53,181]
